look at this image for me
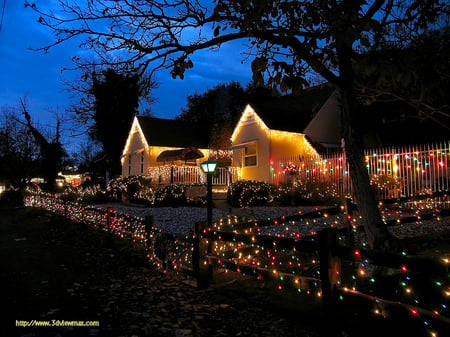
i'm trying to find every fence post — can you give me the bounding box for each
[106,207,114,232]
[343,198,355,247]
[319,228,341,312]
[145,216,154,252]
[194,221,210,289]
[193,222,200,280]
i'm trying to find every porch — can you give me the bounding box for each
[147,165,241,187]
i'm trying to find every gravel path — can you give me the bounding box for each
[94,202,450,241]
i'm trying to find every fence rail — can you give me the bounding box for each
[24,194,450,335]
[147,166,240,186]
[274,141,449,200]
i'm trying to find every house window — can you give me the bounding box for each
[128,156,132,175]
[140,152,144,174]
[244,142,257,167]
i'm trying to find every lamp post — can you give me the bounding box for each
[200,159,217,227]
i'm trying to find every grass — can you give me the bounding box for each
[0,205,149,336]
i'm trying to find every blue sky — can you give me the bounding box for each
[0,0,252,151]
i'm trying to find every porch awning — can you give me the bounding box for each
[156,147,204,162]
[230,139,258,150]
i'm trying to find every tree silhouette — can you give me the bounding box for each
[27,0,450,250]
[71,68,156,177]
[0,107,40,189]
[19,98,66,191]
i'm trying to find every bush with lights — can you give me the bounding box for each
[228,179,342,207]
[290,178,341,205]
[227,180,280,207]
[59,184,110,204]
[370,173,403,196]
[107,175,155,205]
[154,183,207,207]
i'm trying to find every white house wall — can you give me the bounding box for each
[231,105,272,182]
[231,105,321,184]
[121,117,149,177]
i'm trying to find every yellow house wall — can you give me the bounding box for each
[122,116,212,177]
[232,120,272,182]
[269,131,318,159]
[231,106,320,184]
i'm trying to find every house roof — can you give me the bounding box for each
[247,83,335,133]
[156,147,204,162]
[303,90,342,146]
[136,116,209,148]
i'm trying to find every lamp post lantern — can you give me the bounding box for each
[200,160,217,227]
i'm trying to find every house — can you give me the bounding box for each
[230,84,337,184]
[57,171,90,187]
[121,84,340,187]
[121,115,212,184]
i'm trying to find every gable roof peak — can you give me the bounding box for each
[135,115,209,148]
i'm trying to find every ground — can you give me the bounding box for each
[1,204,450,337]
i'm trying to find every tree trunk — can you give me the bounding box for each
[334,31,397,251]
[339,87,397,251]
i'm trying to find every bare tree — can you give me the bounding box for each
[26,0,450,250]
[0,106,40,189]
[18,98,66,191]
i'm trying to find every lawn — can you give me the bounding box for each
[0,205,326,337]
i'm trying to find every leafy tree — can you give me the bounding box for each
[177,82,273,151]
[70,68,156,177]
[27,0,450,250]
[354,27,450,143]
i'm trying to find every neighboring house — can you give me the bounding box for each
[230,84,337,184]
[57,171,89,187]
[121,116,210,182]
[303,89,342,149]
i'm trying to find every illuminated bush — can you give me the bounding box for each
[227,180,279,207]
[228,179,340,207]
[59,184,110,204]
[291,179,341,205]
[107,175,154,205]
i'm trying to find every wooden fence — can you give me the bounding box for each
[24,194,450,335]
[274,141,449,200]
[192,205,450,335]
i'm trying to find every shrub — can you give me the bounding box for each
[227,180,279,207]
[59,184,111,204]
[0,188,23,205]
[107,176,154,205]
[154,184,187,206]
[290,179,340,205]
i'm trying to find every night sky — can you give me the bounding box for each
[0,0,252,151]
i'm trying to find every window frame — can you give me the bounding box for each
[140,152,144,174]
[243,142,258,167]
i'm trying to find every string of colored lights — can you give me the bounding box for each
[24,191,450,336]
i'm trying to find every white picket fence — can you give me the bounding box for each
[274,141,450,200]
[148,165,240,186]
